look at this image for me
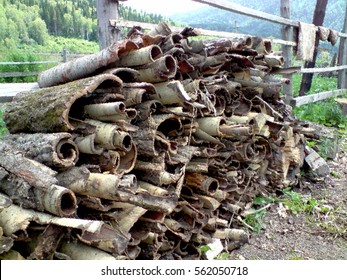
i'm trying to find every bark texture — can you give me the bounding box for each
[0,23,315,260]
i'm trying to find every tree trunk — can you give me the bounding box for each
[338,5,347,89]
[280,0,293,104]
[299,0,328,96]
[96,0,121,50]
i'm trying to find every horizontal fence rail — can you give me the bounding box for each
[0,71,42,78]
[0,61,58,65]
[291,89,347,107]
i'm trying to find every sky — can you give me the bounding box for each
[122,0,205,16]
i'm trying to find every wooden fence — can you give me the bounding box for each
[0,49,88,79]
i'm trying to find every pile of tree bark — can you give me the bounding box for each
[0,23,308,260]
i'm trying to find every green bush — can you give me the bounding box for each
[0,50,54,83]
[293,98,347,128]
[0,109,8,137]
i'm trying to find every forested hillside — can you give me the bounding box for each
[171,0,346,38]
[0,0,175,48]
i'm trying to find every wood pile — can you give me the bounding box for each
[0,23,307,260]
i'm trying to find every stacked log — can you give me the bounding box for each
[0,23,306,260]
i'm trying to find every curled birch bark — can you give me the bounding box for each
[1,133,79,169]
[136,55,177,83]
[0,201,108,236]
[118,142,137,174]
[84,119,133,151]
[84,102,126,118]
[38,39,138,87]
[59,240,117,260]
[264,55,285,67]
[103,68,139,84]
[196,117,226,137]
[0,171,76,217]
[114,45,162,67]
[152,80,192,105]
[4,74,123,133]
[185,173,219,195]
[213,228,249,243]
[74,134,104,155]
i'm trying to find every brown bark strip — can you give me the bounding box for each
[4,74,123,133]
[38,39,138,87]
[29,224,65,260]
[1,133,79,170]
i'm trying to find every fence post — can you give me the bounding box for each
[62,48,67,63]
[96,0,121,50]
[280,0,293,104]
[338,4,347,89]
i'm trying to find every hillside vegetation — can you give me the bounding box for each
[0,0,176,51]
[171,0,346,38]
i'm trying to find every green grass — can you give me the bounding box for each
[292,74,338,97]
[0,36,99,83]
[0,109,7,137]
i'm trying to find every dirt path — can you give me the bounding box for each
[230,150,347,260]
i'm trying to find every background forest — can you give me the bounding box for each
[0,0,175,50]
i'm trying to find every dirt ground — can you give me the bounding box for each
[230,147,347,260]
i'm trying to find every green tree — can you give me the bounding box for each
[28,18,49,45]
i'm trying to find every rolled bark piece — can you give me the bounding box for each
[152,80,192,105]
[63,172,124,200]
[264,55,285,66]
[148,22,172,36]
[328,29,339,46]
[318,26,330,41]
[138,181,169,196]
[59,240,117,260]
[196,117,226,137]
[0,201,108,236]
[134,160,184,186]
[103,67,140,83]
[162,33,183,53]
[84,119,133,151]
[110,205,147,234]
[252,37,272,54]
[195,195,220,210]
[118,142,137,174]
[0,141,57,189]
[115,45,162,67]
[213,229,249,243]
[38,39,138,87]
[93,108,137,123]
[4,74,122,133]
[219,124,252,138]
[185,173,219,195]
[122,88,150,106]
[74,134,104,155]
[0,171,76,217]
[1,133,79,169]
[79,150,121,174]
[0,142,77,216]
[84,102,126,118]
[132,114,181,157]
[136,55,177,83]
